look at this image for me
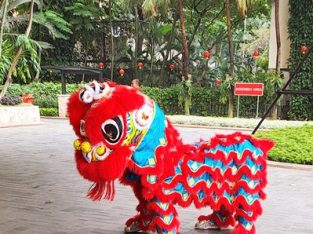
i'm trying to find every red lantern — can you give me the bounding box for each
[215,79,221,86]
[301,45,308,55]
[98,62,104,69]
[138,62,144,69]
[252,49,260,57]
[119,69,125,76]
[169,63,175,71]
[203,51,211,60]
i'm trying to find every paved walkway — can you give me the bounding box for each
[0,119,312,234]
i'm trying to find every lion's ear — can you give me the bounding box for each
[68,90,91,137]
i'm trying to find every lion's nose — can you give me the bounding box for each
[96,145,106,155]
[81,141,92,153]
[73,139,111,163]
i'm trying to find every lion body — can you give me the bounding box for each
[68,82,273,234]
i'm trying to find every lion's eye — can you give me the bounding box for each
[101,116,123,145]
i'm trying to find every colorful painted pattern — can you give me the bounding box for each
[125,119,270,234]
[68,81,273,234]
[130,104,167,170]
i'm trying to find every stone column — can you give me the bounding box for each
[57,94,70,118]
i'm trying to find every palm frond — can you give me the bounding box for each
[33,11,72,39]
[237,0,248,17]
[142,0,157,17]
[44,11,71,33]
[7,0,41,12]
[33,40,54,49]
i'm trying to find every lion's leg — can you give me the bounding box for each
[196,206,235,230]
[233,206,256,234]
[125,183,153,232]
[232,174,263,234]
[147,200,180,234]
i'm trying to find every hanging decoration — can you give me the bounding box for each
[98,62,104,69]
[215,79,221,86]
[169,64,175,71]
[203,51,211,60]
[138,62,144,70]
[119,69,125,76]
[252,49,260,57]
[301,45,308,55]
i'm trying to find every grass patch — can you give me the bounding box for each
[256,125,313,165]
[40,108,58,116]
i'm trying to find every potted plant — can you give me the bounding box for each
[21,93,34,104]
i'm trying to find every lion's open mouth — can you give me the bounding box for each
[73,139,113,163]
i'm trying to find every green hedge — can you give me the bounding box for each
[4,82,273,117]
[40,108,58,116]
[288,0,313,120]
[142,85,183,114]
[256,125,313,165]
[6,82,81,112]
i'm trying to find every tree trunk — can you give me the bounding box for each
[241,16,247,63]
[34,51,41,81]
[0,0,35,99]
[149,36,154,82]
[197,59,209,86]
[226,0,235,118]
[178,0,191,115]
[34,0,44,81]
[275,0,281,76]
[109,0,114,81]
[0,0,9,59]
[160,17,177,86]
[133,6,139,80]
[271,0,281,119]
[137,5,144,59]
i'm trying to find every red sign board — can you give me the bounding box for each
[234,83,264,96]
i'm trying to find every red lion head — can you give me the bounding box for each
[68,81,148,200]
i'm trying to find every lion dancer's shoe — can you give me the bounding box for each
[125,215,141,233]
[125,202,154,232]
[196,210,255,234]
[195,207,235,230]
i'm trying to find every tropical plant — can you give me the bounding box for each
[224,0,269,117]
[0,0,37,100]
[225,0,235,117]
[0,0,72,98]
[0,0,9,58]
[137,0,192,114]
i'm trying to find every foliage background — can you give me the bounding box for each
[4,81,276,117]
[288,0,313,120]
[2,1,313,120]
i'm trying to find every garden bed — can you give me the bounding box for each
[256,125,313,165]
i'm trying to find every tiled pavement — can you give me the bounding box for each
[0,119,312,234]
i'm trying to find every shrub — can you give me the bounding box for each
[256,125,313,165]
[142,85,183,114]
[6,82,80,109]
[0,94,22,106]
[3,82,278,117]
[40,108,58,116]
[35,96,58,108]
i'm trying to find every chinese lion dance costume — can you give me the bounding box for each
[68,81,273,234]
